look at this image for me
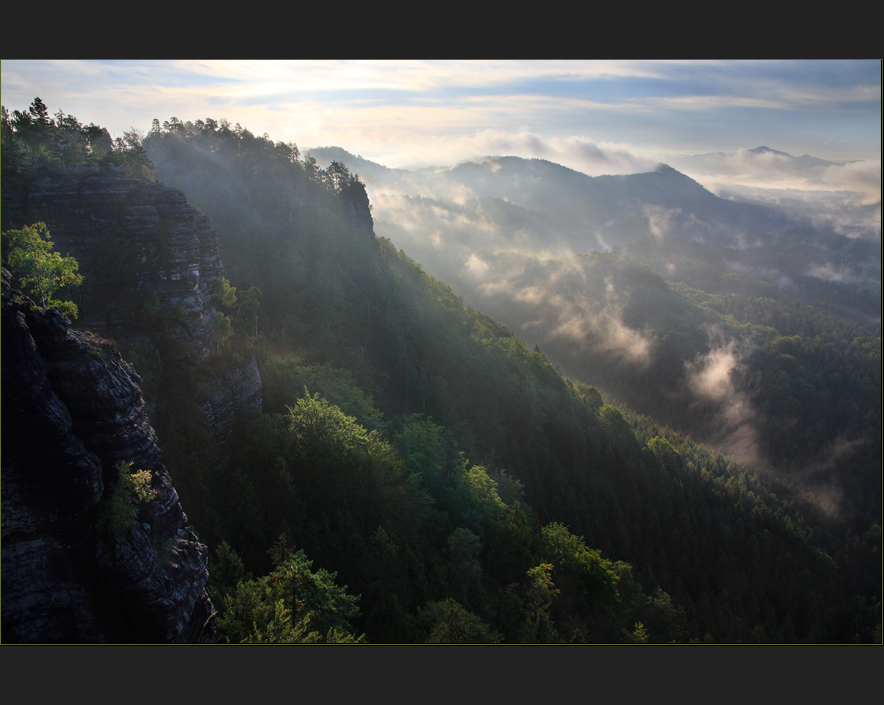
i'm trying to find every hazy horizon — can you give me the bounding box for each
[1,60,879,196]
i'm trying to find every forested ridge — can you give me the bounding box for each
[2,100,880,643]
[446,249,881,528]
[353,151,880,533]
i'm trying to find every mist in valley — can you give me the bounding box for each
[4,61,879,644]
[311,144,881,517]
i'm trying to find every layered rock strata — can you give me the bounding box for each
[20,166,261,450]
[1,269,216,642]
[25,166,223,362]
[199,353,263,434]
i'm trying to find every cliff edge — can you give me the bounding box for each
[1,268,216,642]
[16,165,262,455]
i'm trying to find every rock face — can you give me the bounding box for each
[341,180,375,236]
[21,165,262,449]
[26,165,224,362]
[1,269,216,642]
[199,353,263,434]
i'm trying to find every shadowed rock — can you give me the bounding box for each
[1,270,216,643]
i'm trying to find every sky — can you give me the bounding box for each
[2,59,880,203]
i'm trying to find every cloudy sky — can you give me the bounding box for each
[1,60,880,198]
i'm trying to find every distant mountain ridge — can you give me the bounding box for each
[670,145,854,178]
[310,148,800,253]
[309,144,881,515]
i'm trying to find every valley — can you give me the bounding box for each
[2,99,880,643]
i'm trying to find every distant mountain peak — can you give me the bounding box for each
[750,146,790,157]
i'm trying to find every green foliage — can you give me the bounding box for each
[209,277,258,354]
[208,541,251,598]
[501,563,560,643]
[539,523,620,609]
[624,621,649,644]
[215,312,234,351]
[3,222,83,318]
[599,405,638,450]
[418,598,501,643]
[287,391,375,469]
[446,527,483,607]
[461,464,507,519]
[216,543,365,643]
[213,277,238,309]
[140,294,188,332]
[573,381,604,413]
[3,98,154,179]
[644,436,681,474]
[488,468,525,508]
[394,414,446,475]
[261,355,382,427]
[81,107,874,645]
[96,462,156,536]
[285,391,435,552]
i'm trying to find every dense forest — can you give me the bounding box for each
[411,245,882,527]
[2,99,880,643]
[330,151,880,534]
[308,149,879,533]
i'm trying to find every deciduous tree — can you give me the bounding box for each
[3,222,83,318]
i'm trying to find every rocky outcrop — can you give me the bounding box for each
[1,269,216,642]
[20,165,261,450]
[199,353,263,436]
[25,166,224,362]
[341,180,375,236]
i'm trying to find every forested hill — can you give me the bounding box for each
[2,102,880,643]
[314,147,881,535]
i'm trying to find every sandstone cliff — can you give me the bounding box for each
[1,268,216,642]
[25,165,224,361]
[18,165,262,449]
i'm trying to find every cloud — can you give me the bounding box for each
[668,147,880,237]
[456,129,656,176]
[806,262,867,284]
[715,150,882,202]
[795,436,868,517]
[463,253,490,278]
[688,344,740,403]
[552,136,658,176]
[819,159,882,203]
[377,127,656,176]
[579,309,651,363]
[686,340,764,466]
[5,60,876,185]
[717,183,881,240]
[518,270,653,364]
[728,262,794,289]
[643,204,682,240]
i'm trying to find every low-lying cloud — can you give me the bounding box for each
[794,436,868,517]
[387,128,657,178]
[686,340,763,466]
[643,204,682,241]
[466,257,653,366]
[669,148,881,239]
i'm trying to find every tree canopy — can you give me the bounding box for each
[3,222,83,318]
